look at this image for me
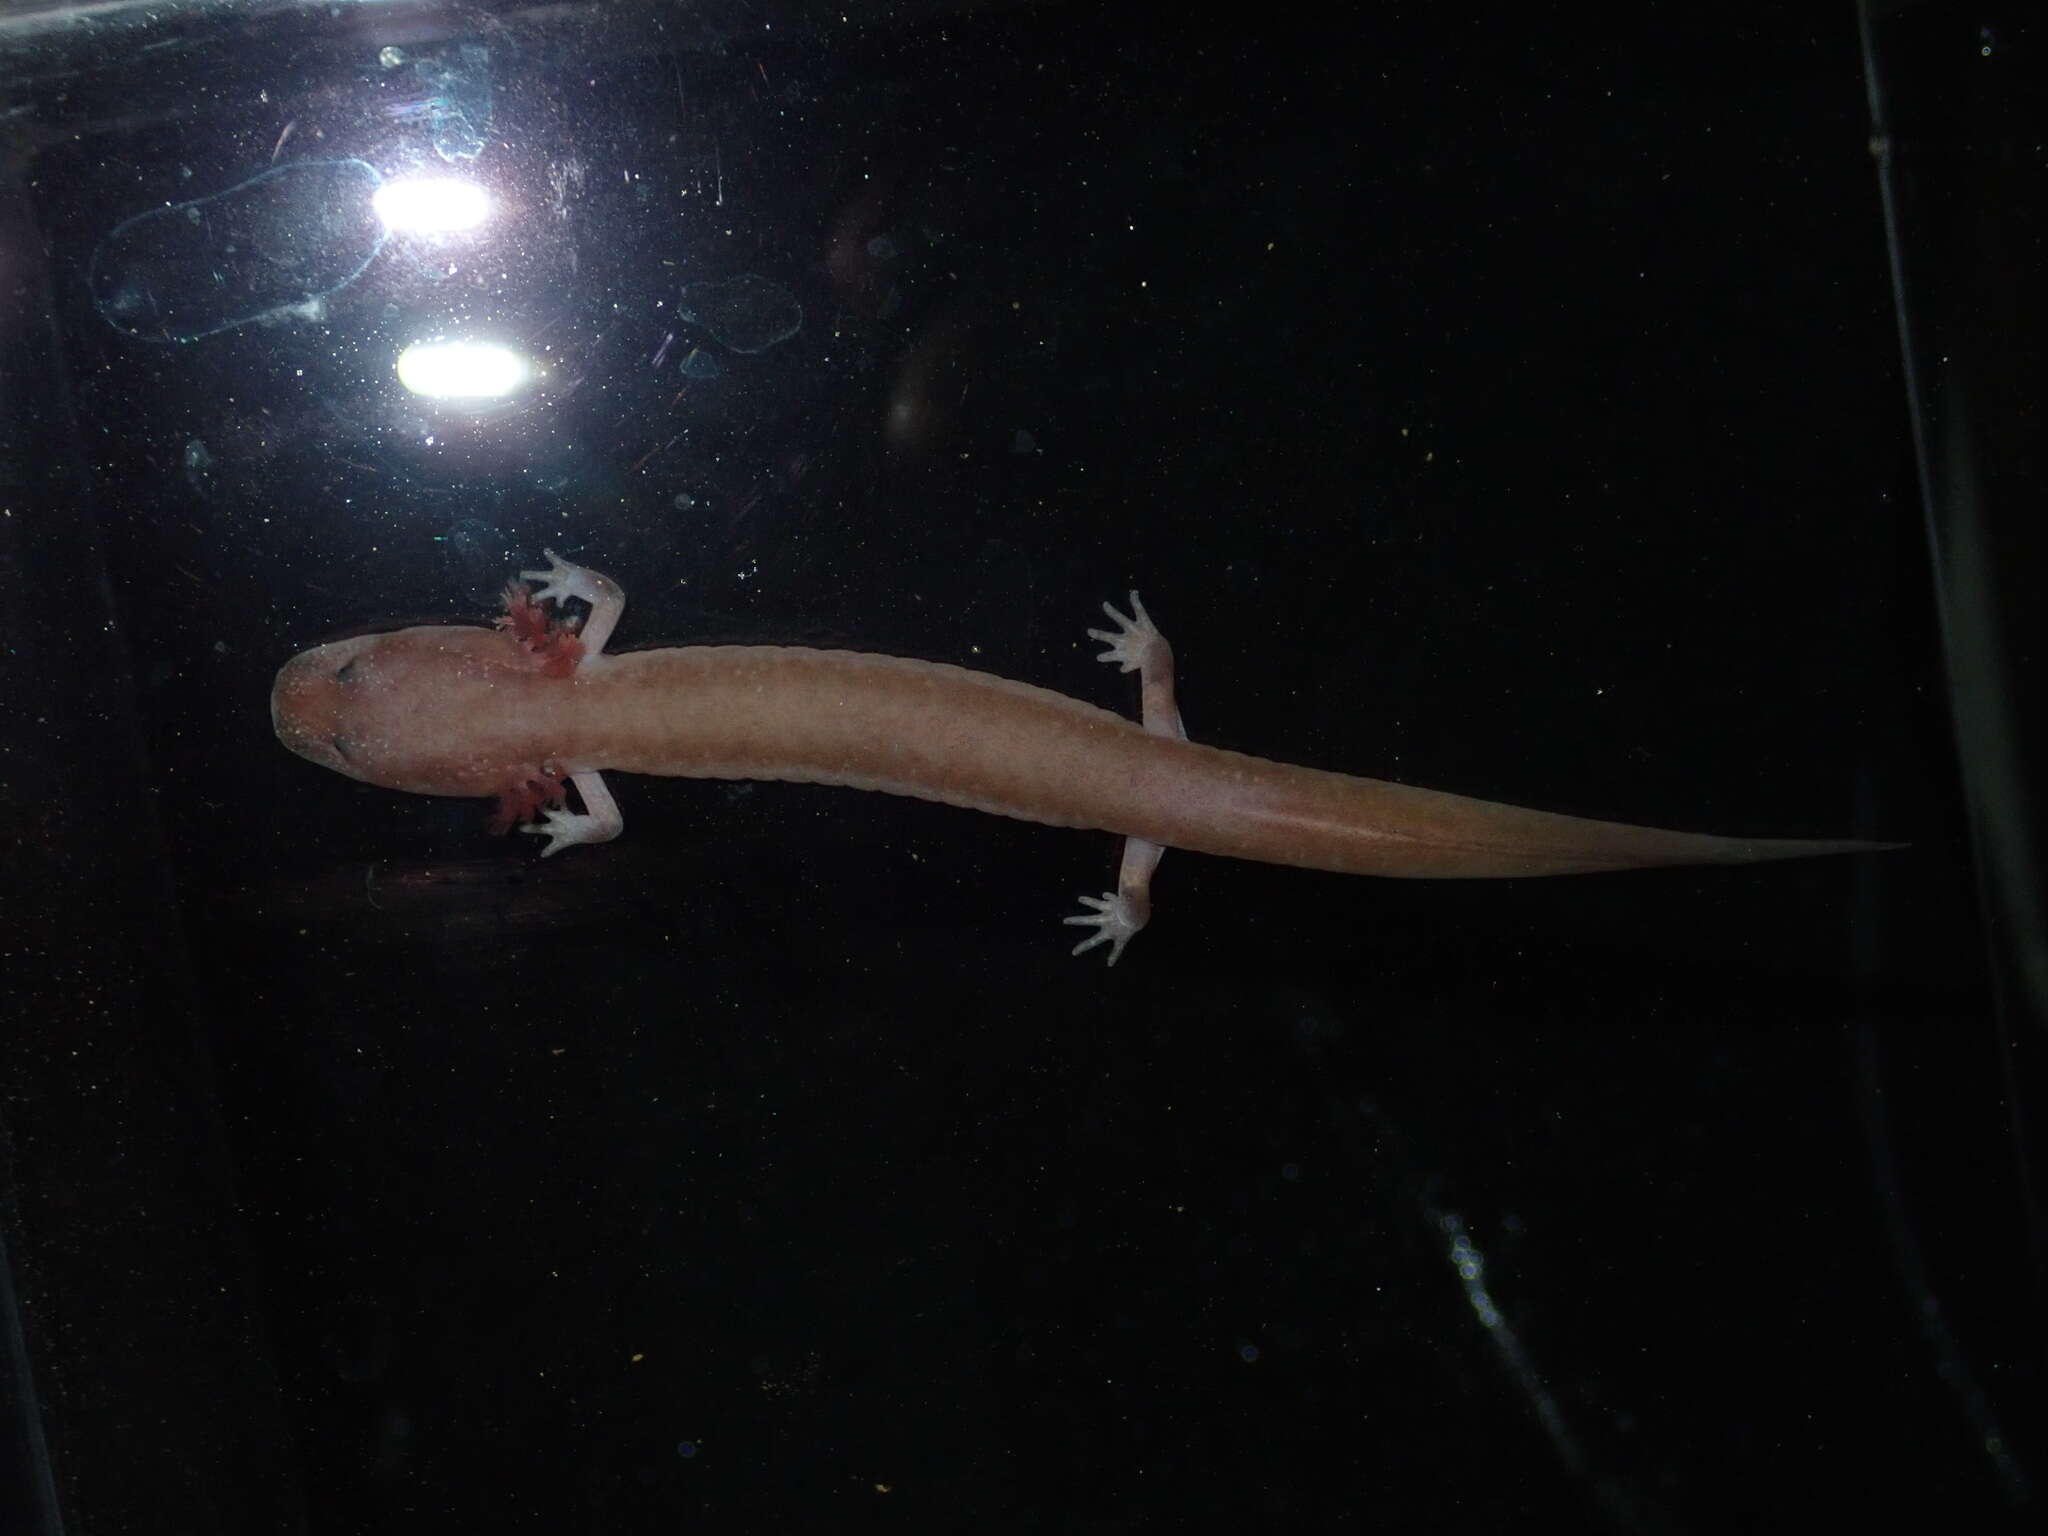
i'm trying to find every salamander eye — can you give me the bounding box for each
[335,658,359,683]
[330,735,354,763]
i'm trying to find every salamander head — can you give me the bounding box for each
[272,634,380,781]
[271,624,543,798]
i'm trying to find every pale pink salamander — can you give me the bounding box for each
[271,551,1897,963]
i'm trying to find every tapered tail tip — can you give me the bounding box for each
[1731,837,1908,864]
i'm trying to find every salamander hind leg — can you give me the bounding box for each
[1065,836,1164,966]
[1066,592,1185,965]
[1086,592,1184,740]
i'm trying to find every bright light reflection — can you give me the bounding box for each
[396,340,530,400]
[373,177,492,234]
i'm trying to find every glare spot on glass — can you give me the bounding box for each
[373,178,492,234]
[397,340,530,399]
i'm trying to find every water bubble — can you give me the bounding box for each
[678,348,724,381]
[678,273,802,354]
[412,43,494,162]
[436,517,507,602]
[89,158,387,343]
[182,439,216,499]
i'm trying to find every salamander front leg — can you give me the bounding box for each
[520,549,626,657]
[1065,593,1184,966]
[523,771,625,857]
